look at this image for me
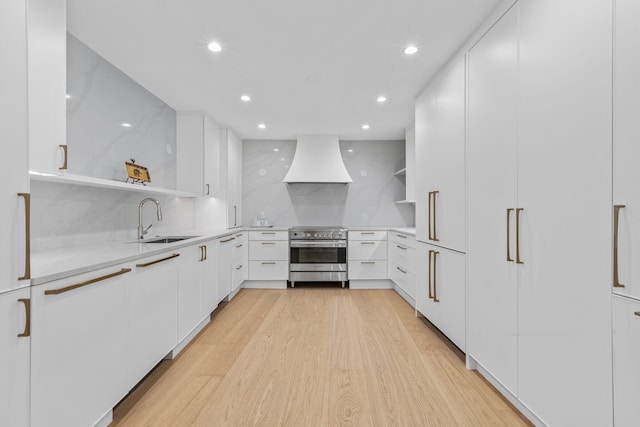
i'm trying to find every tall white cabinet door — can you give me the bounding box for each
[466,5,519,396]
[31,267,130,427]
[0,288,30,427]
[424,58,466,252]
[27,0,67,174]
[0,0,29,294]
[203,116,222,197]
[612,295,640,426]
[414,90,436,243]
[614,0,640,301]
[226,129,242,228]
[516,0,613,425]
[200,241,219,316]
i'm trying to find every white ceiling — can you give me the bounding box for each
[67,0,502,140]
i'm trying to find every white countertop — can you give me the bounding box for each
[31,225,416,285]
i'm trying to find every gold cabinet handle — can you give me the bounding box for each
[361,232,375,235]
[236,243,244,248]
[433,251,440,302]
[506,208,514,262]
[428,250,434,300]
[432,191,440,242]
[614,205,626,288]
[17,193,31,280]
[396,266,407,274]
[199,246,205,262]
[428,192,433,240]
[220,237,236,243]
[396,234,407,239]
[634,312,640,317]
[17,298,30,337]
[360,261,376,264]
[516,208,524,265]
[397,245,407,250]
[59,144,68,170]
[261,232,276,235]
[45,268,132,295]
[261,262,276,265]
[136,253,180,268]
[234,205,237,227]
[261,242,276,245]
[361,242,375,245]
[235,265,243,270]
[206,183,210,195]
[203,245,207,261]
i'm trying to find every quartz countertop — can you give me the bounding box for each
[389,227,416,236]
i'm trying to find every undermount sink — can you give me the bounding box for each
[139,236,198,244]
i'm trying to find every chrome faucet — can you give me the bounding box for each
[138,198,163,239]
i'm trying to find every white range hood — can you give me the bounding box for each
[283,135,353,184]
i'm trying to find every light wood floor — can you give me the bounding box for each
[111,288,531,427]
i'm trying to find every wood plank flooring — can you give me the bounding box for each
[111,288,531,427]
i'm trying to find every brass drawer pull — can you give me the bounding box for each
[199,246,205,261]
[220,237,236,243]
[235,265,244,270]
[261,232,276,235]
[361,261,376,264]
[18,298,30,337]
[236,243,244,248]
[431,191,439,242]
[396,245,407,250]
[516,208,524,264]
[206,183,210,195]
[506,208,514,262]
[635,312,640,317]
[433,251,440,302]
[203,245,207,261]
[614,205,625,288]
[45,268,132,295]
[17,193,31,280]
[59,144,68,170]
[361,232,375,235]
[428,192,433,240]
[428,250,433,299]
[261,242,276,245]
[361,242,375,245]
[261,262,276,265]
[396,266,407,274]
[396,234,407,239]
[136,253,180,268]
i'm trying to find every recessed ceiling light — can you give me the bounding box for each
[274,148,279,152]
[258,123,266,129]
[362,124,370,130]
[65,94,71,99]
[348,149,354,153]
[377,96,387,103]
[121,123,132,128]
[207,41,222,52]
[404,45,418,55]
[240,95,251,102]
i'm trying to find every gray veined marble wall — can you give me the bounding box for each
[243,140,415,227]
[66,33,176,189]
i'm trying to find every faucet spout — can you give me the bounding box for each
[138,198,163,239]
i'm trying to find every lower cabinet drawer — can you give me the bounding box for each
[249,260,288,280]
[389,261,416,300]
[389,244,416,273]
[348,260,388,280]
[249,241,288,260]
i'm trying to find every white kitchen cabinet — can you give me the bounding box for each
[31,265,131,427]
[388,232,416,303]
[612,295,640,426]
[226,129,243,228]
[231,232,248,294]
[415,57,466,252]
[27,0,67,175]
[1,0,30,295]
[0,288,30,427]
[415,242,465,351]
[613,0,640,301]
[177,246,203,343]
[128,253,179,387]
[199,240,219,317]
[218,235,235,302]
[176,113,222,197]
[247,230,288,283]
[348,231,389,284]
[467,1,613,425]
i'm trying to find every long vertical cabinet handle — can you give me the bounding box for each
[428,250,434,299]
[506,208,514,262]
[59,144,68,170]
[206,184,210,195]
[17,298,30,337]
[199,246,205,262]
[428,192,433,240]
[203,245,207,261]
[614,205,626,288]
[516,208,524,265]
[432,191,439,242]
[234,205,237,227]
[17,193,31,280]
[433,251,440,302]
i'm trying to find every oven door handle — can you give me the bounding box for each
[290,241,347,248]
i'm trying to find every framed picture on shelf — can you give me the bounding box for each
[125,161,151,184]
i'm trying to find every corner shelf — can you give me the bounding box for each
[29,171,199,198]
[394,200,416,204]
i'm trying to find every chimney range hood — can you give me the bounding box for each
[283,135,353,184]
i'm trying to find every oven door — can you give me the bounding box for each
[289,240,347,269]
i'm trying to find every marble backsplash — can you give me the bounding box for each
[66,33,176,189]
[31,181,197,251]
[242,139,414,227]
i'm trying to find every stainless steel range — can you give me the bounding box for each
[289,226,348,287]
